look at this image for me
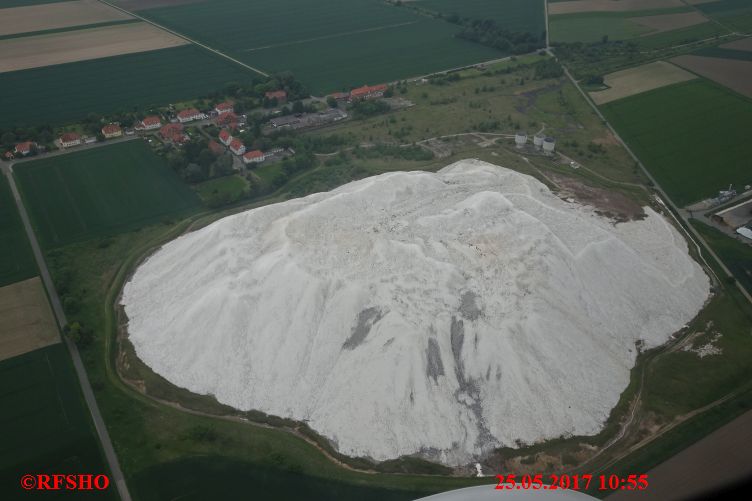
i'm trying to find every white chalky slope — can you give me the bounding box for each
[122,159,709,465]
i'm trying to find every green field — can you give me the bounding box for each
[0,343,113,498]
[243,19,501,93]
[0,45,260,127]
[697,0,752,34]
[14,140,201,249]
[196,174,249,207]
[549,7,693,44]
[0,175,36,288]
[692,220,752,295]
[417,0,545,34]
[601,79,752,206]
[141,0,502,93]
[694,46,752,61]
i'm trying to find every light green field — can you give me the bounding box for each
[601,79,752,206]
[14,140,201,248]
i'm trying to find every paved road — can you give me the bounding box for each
[1,165,132,501]
[607,409,752,501]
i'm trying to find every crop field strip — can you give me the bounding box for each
[601,79,752,207]
[0,45,260,127]
[671,54,752,98]
[14,140,201,249]
[549,6,699,43]
[0,175,36,288]
[0,343,111,495]
[138,0,504,93]
[589,60,696,105]
[0,22,188,73]
[414,0,545,34]
[0,0,132,37]
[548,0,686,15]
[0,277,59,362]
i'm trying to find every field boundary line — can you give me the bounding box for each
[95,0,269,77]
[1,163,132,501]
[243,21,419,52]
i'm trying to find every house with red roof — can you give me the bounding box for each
[59,132,81,148]
[136,116,161,131]
[14,141,36,156]
[329,92,349,102]
[265,90,287,103]
[242,149,267,165]
[160,123,187,143]
[350,84,388,101]
[101,124,122,139]
[177,108,203,123]
[208,140,225,156]
[218,129,232,146]
[214,102,234,114]
[215,112,239,128]
[229,138,245,156]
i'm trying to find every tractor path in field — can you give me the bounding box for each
[1,163,132,501]
[96,0,269,77]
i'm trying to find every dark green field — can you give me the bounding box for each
[417,0,545,34]
[140,0,502,93]
[14,140,201,249]
[0,343,113,498]
[0,175,36,288]
[697,0,752,34]
[692,220,752,295]
[0,45,260,127]
[243,19,501,93]
[601,79,752,206]
[694,46,752,61]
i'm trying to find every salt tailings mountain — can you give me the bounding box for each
[122,159,709,466]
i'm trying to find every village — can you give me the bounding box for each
[1,84,392,170]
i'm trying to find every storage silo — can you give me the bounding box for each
[543,137,556,155]
[533,133,545,150]
[514,132,527,149]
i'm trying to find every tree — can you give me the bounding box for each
[292,100,305,114]
[198,149,215,168]
[1,131,16,145]
[64,321,94,348]
[212,154,234,176]
[326,96,337,108]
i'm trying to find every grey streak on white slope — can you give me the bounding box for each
[122,160,709,466]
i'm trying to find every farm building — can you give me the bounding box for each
[265,90,287,103]
[350,84,388,101]
[14,141,36,156]
[160,123,187,143]
[208,140,225,156]
[101,124,122,139]
[229,139,245,156]
[214,102,234,114]
[243,150,267,164]
[59,133,81,148]
[137,116,162,131]
[177,108,203,123]
[219,129,233,146]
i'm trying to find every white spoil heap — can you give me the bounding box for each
[122,159,709,465]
